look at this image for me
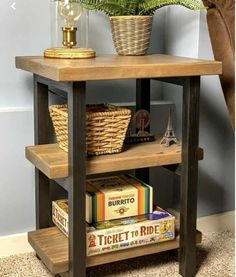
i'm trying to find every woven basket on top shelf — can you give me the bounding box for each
[110,16,153,56]
[49,104,131,156]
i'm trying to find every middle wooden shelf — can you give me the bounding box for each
[25,139,204,179]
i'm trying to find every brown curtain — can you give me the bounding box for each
[203,0,235,129]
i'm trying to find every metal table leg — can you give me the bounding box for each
[67,82,87,277]
[34,75,51,229]
[179,76,200,277]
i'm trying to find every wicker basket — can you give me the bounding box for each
[110,16,153,56]
[49,104,131,156]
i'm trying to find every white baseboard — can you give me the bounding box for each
[0,107,33,113]
[197,210,235,234]
[0,233,33,258]
[0,210,234,258]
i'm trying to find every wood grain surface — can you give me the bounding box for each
[15,54,222,81]
[25,140,204,179]
[28,226,202,274]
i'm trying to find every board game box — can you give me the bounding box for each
[52,200,175,256]
[87,175,153,222]
[59,175,153,223]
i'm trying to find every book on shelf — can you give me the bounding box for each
[70,174,153,223]
[52,199,175,256]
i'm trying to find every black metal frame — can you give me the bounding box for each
[34,76,51,229]
[155,76,200,277]
[135,79,151,184]
[33,74,200,277]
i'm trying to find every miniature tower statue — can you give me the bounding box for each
[160,108,179,147]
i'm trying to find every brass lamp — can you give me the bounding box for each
[44,0,95,59]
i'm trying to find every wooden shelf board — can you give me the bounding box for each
[25,140,204,179]
[28,226,202,274]
[15,54,222,82]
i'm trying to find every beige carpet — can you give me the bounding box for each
[0,231,234,277]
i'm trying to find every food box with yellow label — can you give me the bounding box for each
[52,200,175,256]
[87,175,153,222]
[56,175,152,224]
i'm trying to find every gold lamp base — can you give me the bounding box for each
[44,47,96,59]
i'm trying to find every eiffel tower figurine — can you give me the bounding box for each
[160,108,179,147]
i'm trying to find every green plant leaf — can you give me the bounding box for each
[80,0,146,15]
[123,0,139,15]
[80,0,126,16]
[80,0,205,16]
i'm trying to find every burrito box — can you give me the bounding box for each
[55,175,152,223]
[87,175,153,222]
[52,200,175,256]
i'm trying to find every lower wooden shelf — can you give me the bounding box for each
[28,226,202,275]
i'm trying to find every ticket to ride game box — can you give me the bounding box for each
[52,200,175,256]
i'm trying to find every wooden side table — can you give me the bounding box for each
[15,54,222,277]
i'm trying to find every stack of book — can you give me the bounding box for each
[52,175,175,256]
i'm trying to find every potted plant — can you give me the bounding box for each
[80,0,205,55]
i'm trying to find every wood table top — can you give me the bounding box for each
[15,54,222,82]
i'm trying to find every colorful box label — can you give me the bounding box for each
[87,175,153,222]
[52,200,175,257]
